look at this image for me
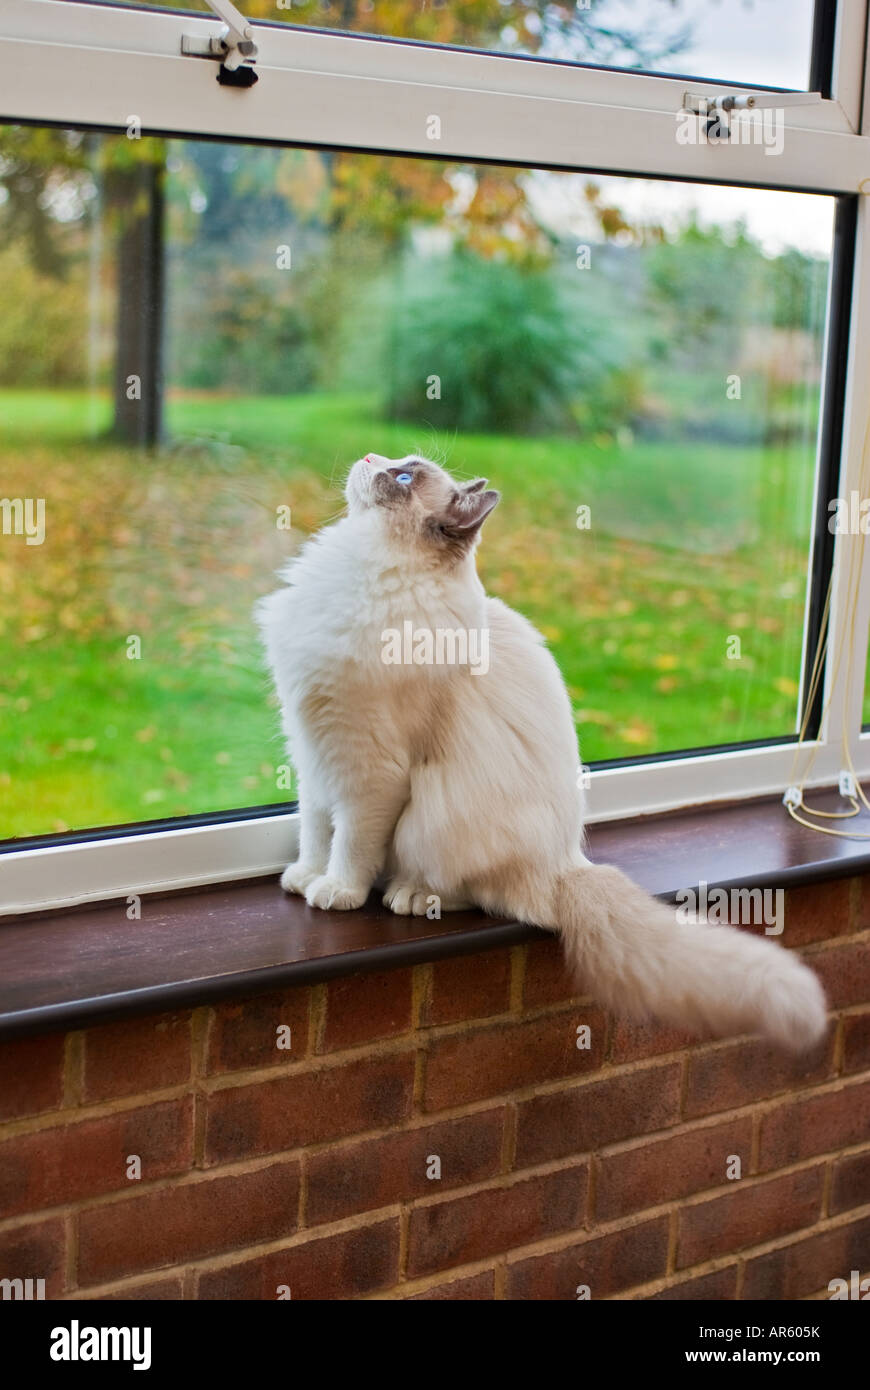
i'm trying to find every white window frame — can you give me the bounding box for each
[3,0,870,913]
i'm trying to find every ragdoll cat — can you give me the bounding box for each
[257,452,827,1052]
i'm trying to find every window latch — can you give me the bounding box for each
[682,89,821,140]
[181,0,259,87]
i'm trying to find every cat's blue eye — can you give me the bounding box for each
[396,472,413,485]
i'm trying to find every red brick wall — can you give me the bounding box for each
[1,877,869,1300]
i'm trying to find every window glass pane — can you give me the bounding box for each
[0,125,834,839]
[69,0,818,90]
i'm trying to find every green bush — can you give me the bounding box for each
[167,262,317,395]
[0,245,90,387]
[381,251,593,435]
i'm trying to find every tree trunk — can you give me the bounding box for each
[111,158,165,447]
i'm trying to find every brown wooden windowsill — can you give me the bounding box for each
[1,788,868,1040]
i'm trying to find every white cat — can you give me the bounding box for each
[257,452,827,1052]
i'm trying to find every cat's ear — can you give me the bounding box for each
[439,487,500,542]
[463,477,488,495]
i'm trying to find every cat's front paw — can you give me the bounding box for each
[280,862,322,896]
[383,881,455,916]
[305,875,368,911]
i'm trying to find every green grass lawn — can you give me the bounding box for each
[0,387,815,839]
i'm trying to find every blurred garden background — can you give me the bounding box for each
[0,1,837,837]
[76,0,816,91]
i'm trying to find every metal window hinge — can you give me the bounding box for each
[682,89,821,139]
[181,0,259,87]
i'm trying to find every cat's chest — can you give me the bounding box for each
[290,573,464,662]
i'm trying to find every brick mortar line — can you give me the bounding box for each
[168,995,870,1094]
[827,1135,870,1161]
[302,1142,833,1235]
[501,1103,517,1176]
[82,1180,583,1297]
[0,1149,305,1234]
[750,1109,761,1176]
[64,1193,870,1303]
[587,1105,753,1164]
[509,945,526,1014]
[306,994,601,1065]
[397,1205,409,1282]
[607,1255,740,1301]
[496,1190,870,1276]
[191,1007,210,1079]
[365,1256,500,1300]
[578,1152,832,1228]
[593,1070,870,1163]
[2,1033,835,1148]
[411,1049,426,1116]
[0,1096,513,1232]
[4,1081,869,1235]
[163,995,611,1092]
[0,1084,193,1141]
[206,1035,415,1091]
[607,1253,740,1301]
[191,1008,209,1171]
[585,1142,597,1228]
[63,1212,77,1294]
[45,1021,676,1119]
[663,1069,867,1151]
[801,926,870,956]
[803,1282,864,1300]
[471,1154,831,1261]
[0,1144,585,1237]
[678,1173,870,1251]
[81,1202,410,1288]
[410,964,430,1032]
[326,1134,870,1234]
[375,1149,590,1216]
[496,1071,867,1177]
[833,1014,846,1077]
[204,1032,855,1116]
[751,1069,870,1123]
[821,1157,833,1222]
[7,1004,865,1139]
[613,1199,870,1301]
[297,1153,308,1230]
[192,1093,207,1171]
[62,1268,190,1302]
[665,1208,678,1276]
[677,1052,690,1121]
[309,984,327,1056]
[416,1049,689,1116]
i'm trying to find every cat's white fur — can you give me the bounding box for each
[257,452,827,1052]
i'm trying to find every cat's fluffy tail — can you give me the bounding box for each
[550,863,827,1052]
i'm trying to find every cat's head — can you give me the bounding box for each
[345,453,499,564]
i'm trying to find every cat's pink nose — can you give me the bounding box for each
[364,454,374,464]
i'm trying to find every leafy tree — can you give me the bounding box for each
[0,126,167,442]
[0,127,89,276]
[156,0,693,68]
[0,0,696,438]
[645,218,762,356]
[769,246,829,332]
